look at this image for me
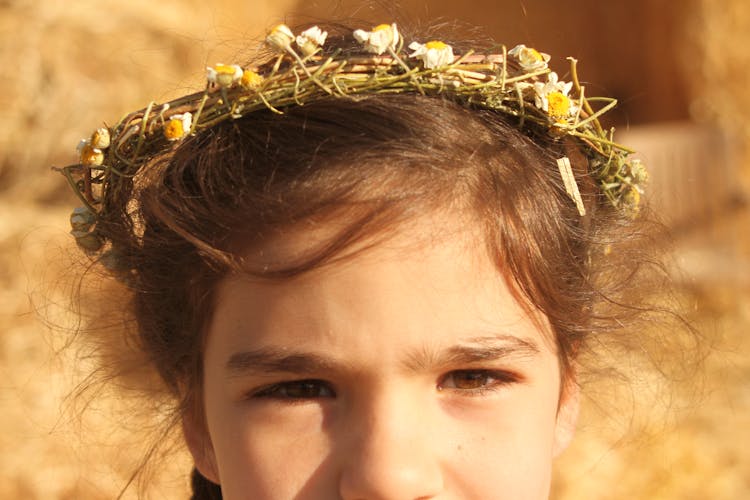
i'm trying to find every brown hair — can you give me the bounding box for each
[105,93,597,395]
[76,25,687,497]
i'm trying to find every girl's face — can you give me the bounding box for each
[187,214,578,500]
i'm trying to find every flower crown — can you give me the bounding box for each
[58,23,647,253]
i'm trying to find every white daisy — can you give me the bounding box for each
[533,72,577,122]
[296,26,328,56]
[353,23,400,55]
[163,112,193,141]
[206,63,243,87]
[508,44,551,71]
[408,40,455,69]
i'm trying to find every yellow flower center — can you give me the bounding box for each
[164,118,185,140]
[425,41,448,50]
[211,64,242,87]
[547,92,571,119]
[241,70,264,89]
[214,64,236,75]
[373,24,391,32]
[527,48,543,61]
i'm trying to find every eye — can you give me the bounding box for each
[438,370,519,394]
[252,379,336,400]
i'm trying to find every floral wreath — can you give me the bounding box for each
[58,23,648,253]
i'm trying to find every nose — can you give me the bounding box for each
[338,387,444,500]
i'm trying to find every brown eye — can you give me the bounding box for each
[447,371,492,389]
[254,379,335,399]
[439,370,518,393]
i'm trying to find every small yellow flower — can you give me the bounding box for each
[90,127,110,149]
[629,159,648,185]
[547,92,572,120]
[206,63,243,87]
[164,112,193,141]
[77,139,104,166]
[295,26,328,56]
[266,24,295,52]
[408,40,455,69]
[508,44,551,71]
[241,69,264,90]
[623,185,642,213]
[533,72,577,122]
[353,23,400,55]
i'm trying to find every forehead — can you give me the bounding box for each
[208,211,559,363]
[236,204,465,272]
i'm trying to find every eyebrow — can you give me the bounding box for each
[226,347,341,377]
[225,334,540,378]
[402,335,541,372]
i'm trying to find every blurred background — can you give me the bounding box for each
[1,0,748,497]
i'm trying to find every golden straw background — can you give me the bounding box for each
[1,0,748,497]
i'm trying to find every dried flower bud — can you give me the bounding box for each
[90,127,111,149]
[77,139,104,166]
[266,24,295,52]
[70,207,96,233]
[623,186,643,215]
[630,159,649,185]
[241,69,264,90]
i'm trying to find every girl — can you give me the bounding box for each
[62,21,663,499]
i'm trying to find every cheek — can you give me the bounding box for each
[205,400,334,497]
[443,391,559,497]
